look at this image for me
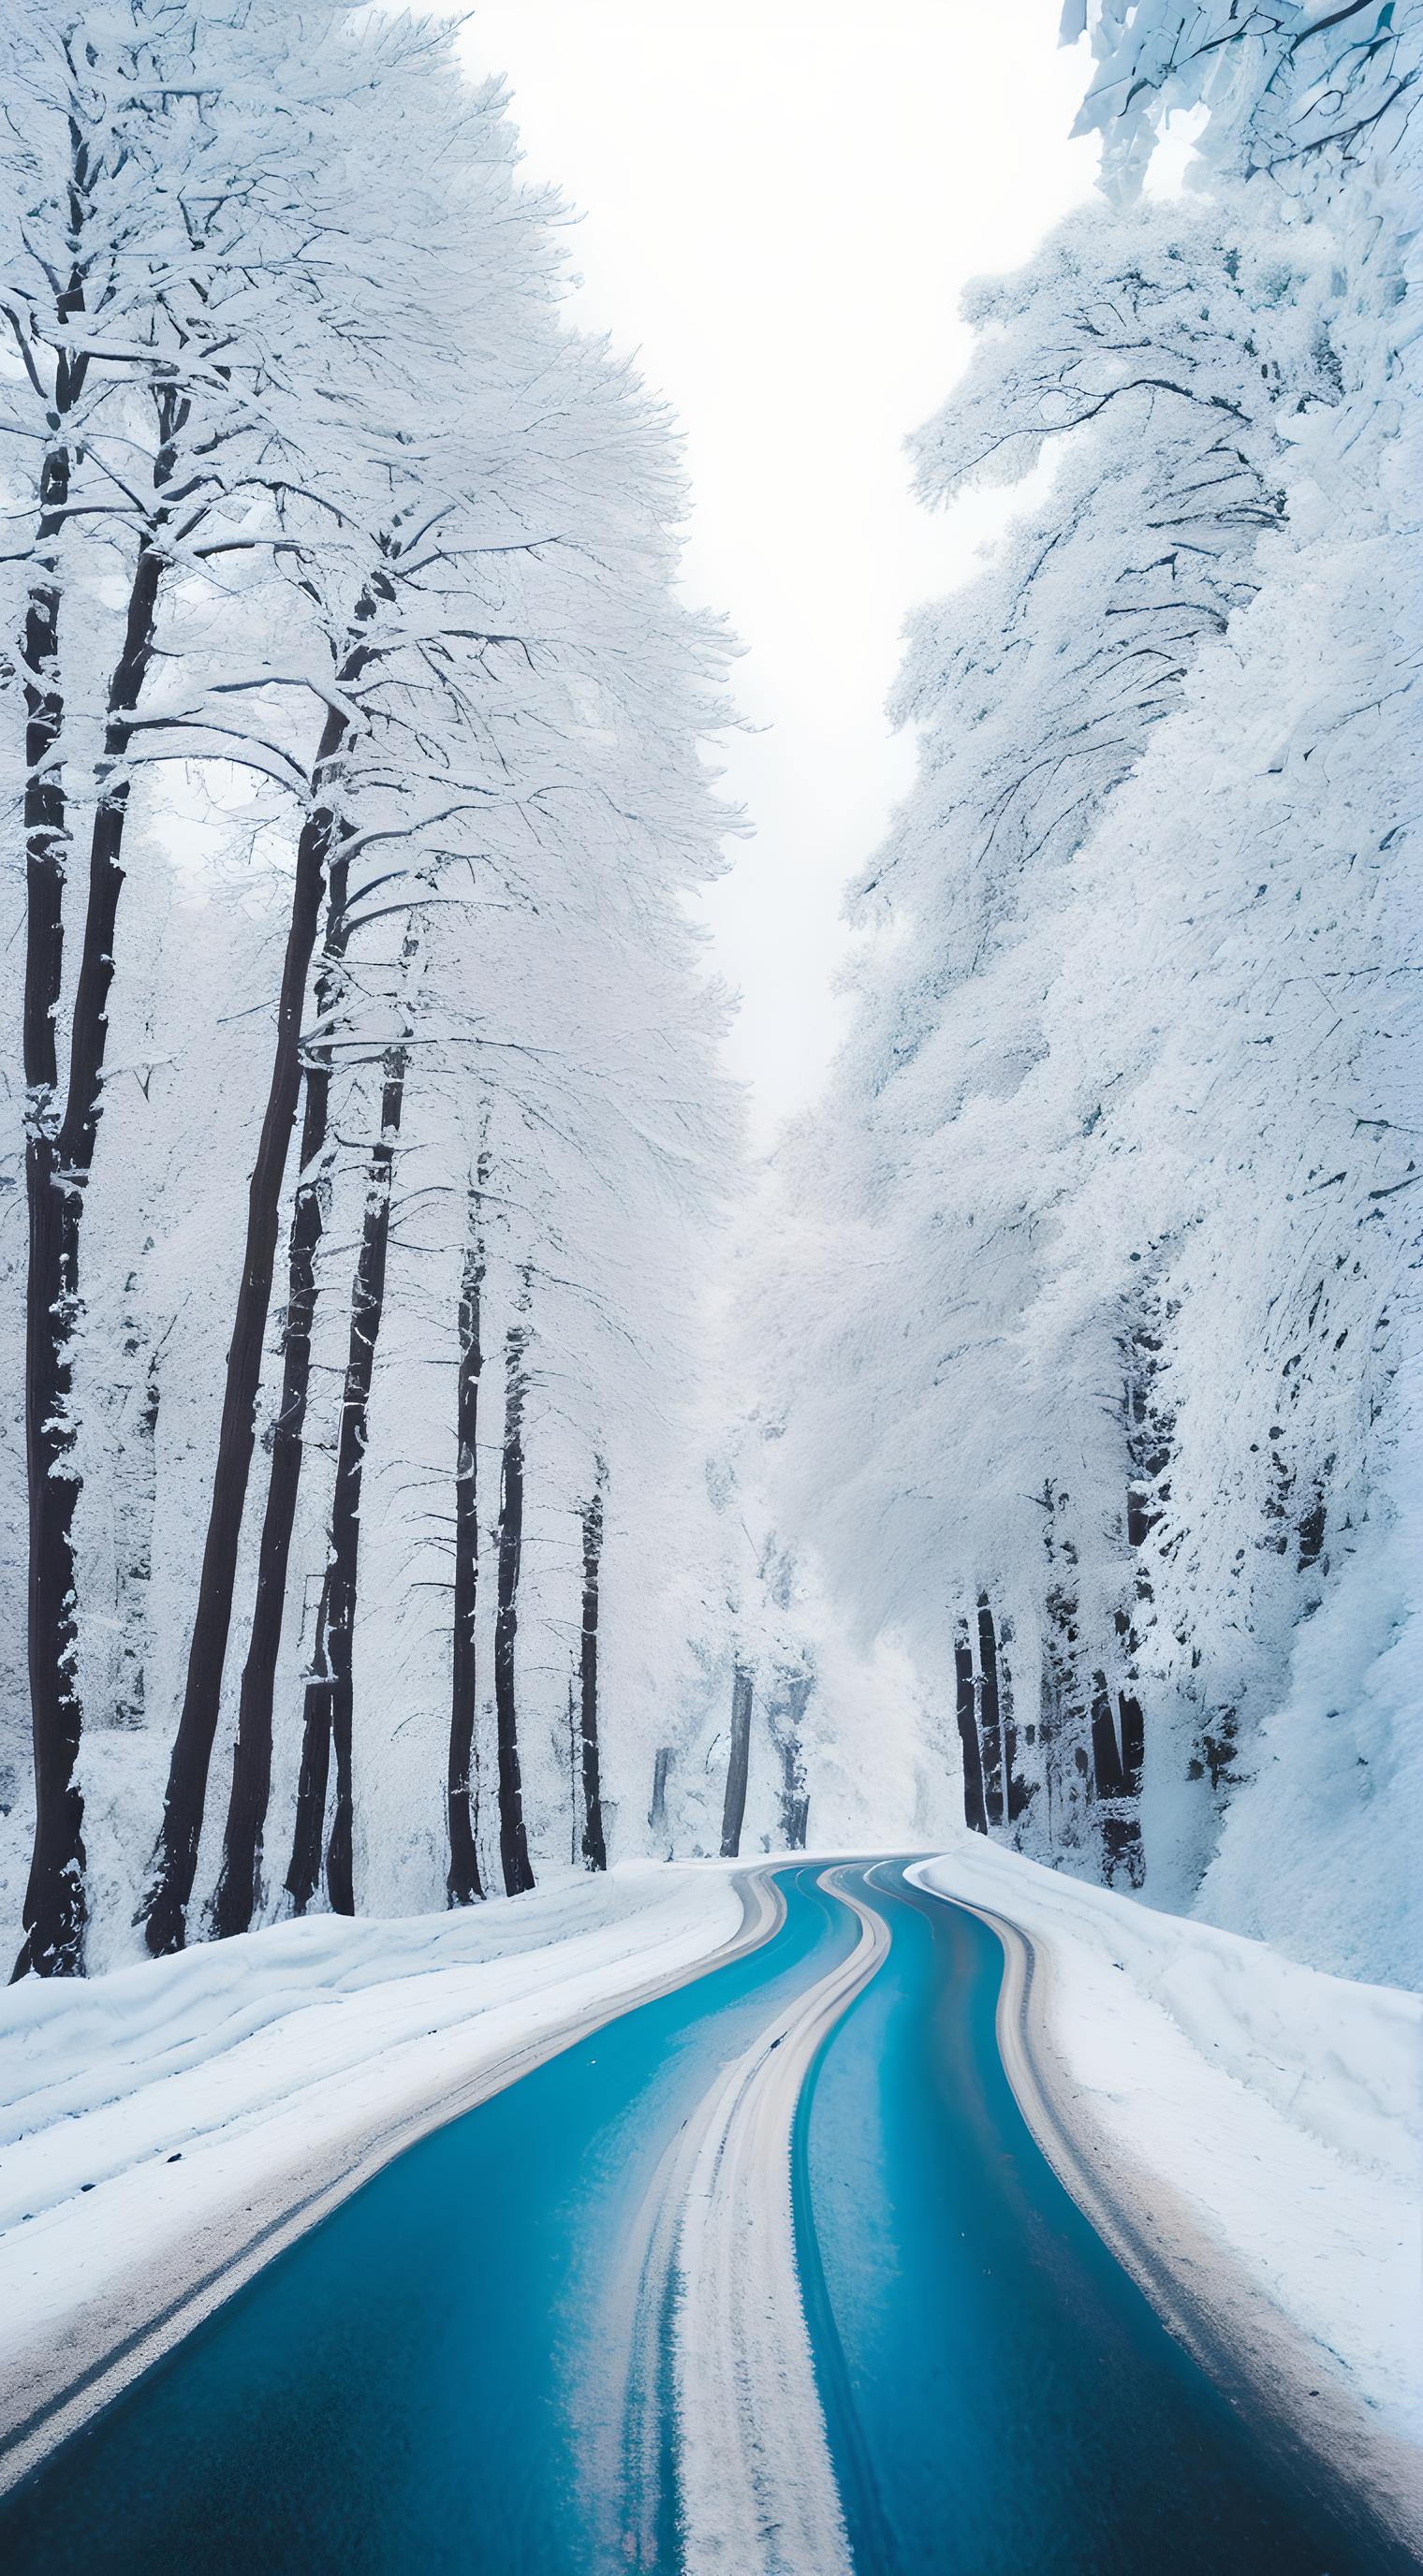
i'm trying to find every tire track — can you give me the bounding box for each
[619,1866,888,2574]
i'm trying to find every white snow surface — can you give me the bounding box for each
[914,1840,1423,2452]
[0,1863,742,2447]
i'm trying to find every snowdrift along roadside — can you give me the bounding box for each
[912,1840,1423,2542]
[0,1861,749,2491]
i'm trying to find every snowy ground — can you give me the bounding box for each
[0,1861,748,2489]
[913,1840,1423,2540]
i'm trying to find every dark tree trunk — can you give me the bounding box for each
[998,1619,1034,1828]
[446,1166,488,1906]
[286,1037,407,1917]
[1090,1672,1128,1795]
[13,193,95,1981]
[954,1620,988,1835]
[976,1593,1005,1828]
[578,1475,607,1872]
[17,437,83,1981]
[719,1663,754,1859]
[1039,1486,1094,1860]
[209,855,354,1939]
[649,1745,672,1857]
[206,1058,328,1938]
[1092,1668,1145,1887]
[18,375,194,1972]
[57,479,176,1210]
[1111,1283,1167,1885]
[1119,1690,1145,1790]
[138,699,356,1955]
[493,1282,535,1896]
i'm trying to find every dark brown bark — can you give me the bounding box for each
[719,1663,754,1859]
[138,701,354,1955]
[954,1621,988,1836]
[286,1036,407,1917]
[446,1165,488,1907]
[208,856,354,1939]
[493,1281,535,1895]
[578,1474,607,1872]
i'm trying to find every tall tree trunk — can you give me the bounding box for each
[286,1034,408,1916]
[138,700,356,1955]
[578,1471,607,1872]
[1093,1665,1145,1889]
[18,375,190,1972]
[954,1619,988,1835]
[719,1662,754,1859]
[208,856,354,1939]
[648,1745,672,1858]
[1039,1486,1094,1862]
[446,1163,488,1907]
[492,1281,535,1895]
[13,162,96,1980]
[995,1615,1033,1829]
[976,1592,1005,1828]
[17,437,82,1980]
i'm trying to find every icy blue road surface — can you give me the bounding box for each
[0,1863,1409,2573]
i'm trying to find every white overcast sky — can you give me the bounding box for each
[460,3,1101,1145]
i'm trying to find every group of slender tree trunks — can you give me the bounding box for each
[18,527,612,1965]
[953,1515,1147,1888]
[948,1308,1165,1886]
[18,244,191,1974]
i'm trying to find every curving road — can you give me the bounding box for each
[0,1863,1412,2573]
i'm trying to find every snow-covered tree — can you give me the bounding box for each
[759,0,1419,1976]
[2,10,739,1970]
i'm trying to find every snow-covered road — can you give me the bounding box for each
[3,1852,1416,2573]
[2,1844,1423,2565]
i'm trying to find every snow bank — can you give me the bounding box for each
[1199,1399,1423,1992]
[912,1841,1422,2532]
[0,1862,746,2488]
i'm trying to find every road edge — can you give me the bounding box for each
[906,1862,1423,2561]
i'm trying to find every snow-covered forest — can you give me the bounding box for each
[0,0,783,1976]
[756,0,1421,1987]
[1,0,1416,1993]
